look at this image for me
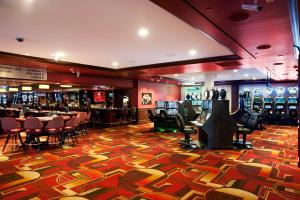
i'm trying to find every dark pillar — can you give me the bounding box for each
[231,83,239,112]
[294,45,300,167]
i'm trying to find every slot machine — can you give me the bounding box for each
[287,87,298,124]
[155,101,165,115]
[165,101,178,116]
[274,97,285,121]
[263,97,273,121]
[252,88,262,112]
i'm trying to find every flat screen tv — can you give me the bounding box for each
[93,91,106,103]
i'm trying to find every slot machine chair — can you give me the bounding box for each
[176,113,197,149]
[235,113,258,149]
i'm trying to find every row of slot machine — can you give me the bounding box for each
[155,101,179,116]
[240,86,298,124]
[0,92,66,106]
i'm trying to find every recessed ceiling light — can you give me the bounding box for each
[60,84,72,88]
[112,62,119,67]
[278,55,284,58]
[252,77,257,80]
[244,74,249,77]
[25,53,30,56]
[51,51,65,61]
[189,49,197,56]
[39,84,50,89]
[174,74,178,77]
[138,28,149,37]
[9,87,18,92]
[22,86,32,91]
[157,80,160,82]
[233,69,238,73]
[191,77,195,80]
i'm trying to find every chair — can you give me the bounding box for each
[130,107,137,123]
[235,114,258,149]
[159,110,169,129]
[1,117,23,152]
[64,115,80,146]
[77,112,87,136]
[176,113,198,149]
[120,108,128,125]
[148,109,155,122]
[92,110,101,128]
[45,116,64,147]
[83,112,91,132]
[24,117,43,151]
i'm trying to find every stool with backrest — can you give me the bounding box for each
[92,110,101,128]
[64,115,80,146]
[176,113,198,149]
[45,116,64,147]
[120,108,128,125]
[130,107,137,123]
[1,117,24,152]
[24,117,43,151]
[235,114,258,149]
[83,112,91,133]
[77,112,87,136]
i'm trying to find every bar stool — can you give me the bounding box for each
[24,117,43,151]
[64,115,80,146]
[92,110,101,128]
[1,117,23,152]
[45,116,64,147]
[83,112,91,134]
[77,112,87,136]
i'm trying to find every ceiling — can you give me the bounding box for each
[0,0,297,85]
[163,68,267,83]
[0,0,232,69]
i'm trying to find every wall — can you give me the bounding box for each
[137,80,181,122]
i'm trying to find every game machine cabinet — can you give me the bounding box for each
[286,87,298,125]
[154,101,166,131]
[273,87,286,123]
[165,101,179,131]
[243,89,252,110]
[202,89,237,149]
[262,87,273,123]
[252,88,263,112]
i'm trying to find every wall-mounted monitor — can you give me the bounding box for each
[93,91,106,103]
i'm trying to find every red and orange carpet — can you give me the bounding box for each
[0,124,299,200]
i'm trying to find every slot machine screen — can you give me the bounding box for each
[202,101,209,110]
[167,109,177,116]
[156,101,165,108]
[276,105,284,109]
[93,91,105,103]
[289,105,297,109]
[168,102,177,109]
[253,105,259,109]
[276,97,285,103]
[264,105,271,109]
[288,98,297,104]
[264,98,272,103]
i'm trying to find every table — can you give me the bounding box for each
[16,115,70,123]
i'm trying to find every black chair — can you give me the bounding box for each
[235,114,258,149]
[176,113,197,149]
[147,109,155,122]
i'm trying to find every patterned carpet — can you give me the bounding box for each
[0,124,299,200]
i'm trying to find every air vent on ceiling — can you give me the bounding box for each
[256,44,271,50]
[217,61,242,67]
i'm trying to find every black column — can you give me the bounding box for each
[297,47,300,167]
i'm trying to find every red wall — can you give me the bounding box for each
[138,80,181,108]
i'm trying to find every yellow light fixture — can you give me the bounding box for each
[22,86,32,91]
[39,84,50,89]
[0,88,7,93]
[9,87,19,92]
[60,85,72,88]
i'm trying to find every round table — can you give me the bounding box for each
[16,115,71,123]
